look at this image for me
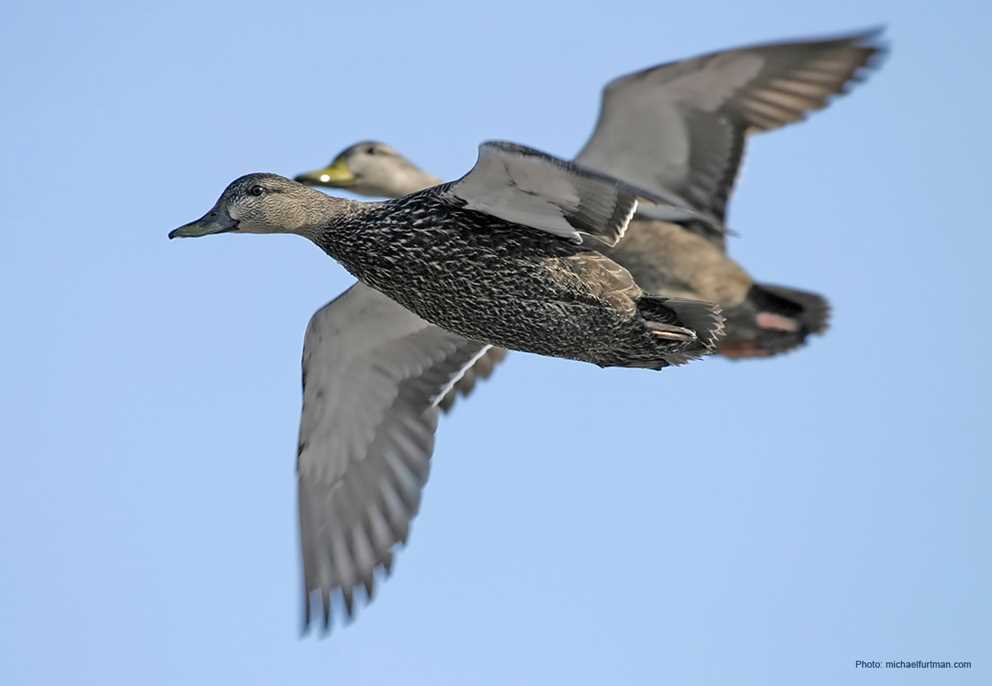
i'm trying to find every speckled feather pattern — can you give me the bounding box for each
[314,189,711,369]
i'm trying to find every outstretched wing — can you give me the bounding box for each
[443,141,721,246]
[575,28,884,227]
[297,283,490,630]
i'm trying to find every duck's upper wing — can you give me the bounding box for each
[441,141,723,246]
[574,29,885,230]
[297,282,492,630]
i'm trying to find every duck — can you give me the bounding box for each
[297,28,883,360]
[170,141,725,629]
[172,146,724,368]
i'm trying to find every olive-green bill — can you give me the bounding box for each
[168,207,239,239]
[294,158,355,188]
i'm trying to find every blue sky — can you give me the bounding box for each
[1,1,988,684]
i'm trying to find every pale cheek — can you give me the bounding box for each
[228,206,265,233]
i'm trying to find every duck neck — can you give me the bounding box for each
[306,197,383,270]
[298,194,370,240]
[360,157,442,198]
[386,168,442,197]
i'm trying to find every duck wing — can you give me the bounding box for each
[297,282,491,630]
[442,141,722,246]
[574,28,884,244]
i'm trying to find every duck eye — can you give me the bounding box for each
[365,147,377,155]
[248,185,265,197]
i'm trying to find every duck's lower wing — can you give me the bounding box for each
[297,283,491,632]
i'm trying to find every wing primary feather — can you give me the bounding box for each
[573,28,885,232]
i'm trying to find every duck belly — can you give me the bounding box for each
[329,216,690,368]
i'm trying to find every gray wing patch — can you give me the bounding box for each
[444,141,637,246]
[296,284,491,631]
[444,141,721,246]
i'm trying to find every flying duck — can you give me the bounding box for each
[171,141,725,628]
[297,29,883,360]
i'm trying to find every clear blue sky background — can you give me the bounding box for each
[1,1,988,684]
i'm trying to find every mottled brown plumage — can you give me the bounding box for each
[315,186,721,369]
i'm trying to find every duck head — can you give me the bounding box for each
[169,173,340,239]
[294,141,440,198]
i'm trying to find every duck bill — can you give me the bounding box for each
[168,208,240,239]
[294,159,355,188]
